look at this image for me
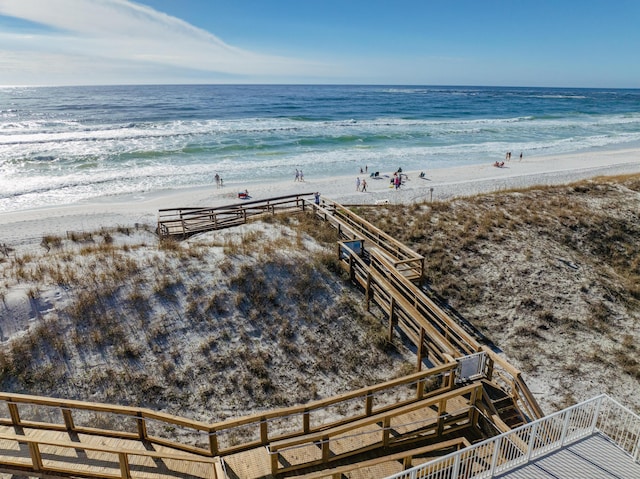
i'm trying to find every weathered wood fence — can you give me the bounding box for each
[157,193,316,238]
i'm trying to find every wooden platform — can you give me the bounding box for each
[223,384,482,478]
[0,425,220,479]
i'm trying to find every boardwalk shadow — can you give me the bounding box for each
[420,283,503,354]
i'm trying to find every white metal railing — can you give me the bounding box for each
[384,394,640,479]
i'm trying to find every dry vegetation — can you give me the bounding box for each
[0,217,413,421]
[1,174,639,425]
[357,174,640,412]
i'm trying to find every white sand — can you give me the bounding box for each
[1,147,639,247]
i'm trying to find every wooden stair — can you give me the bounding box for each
[481,380,526,430]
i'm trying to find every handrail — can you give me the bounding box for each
[371,250,480,356]
[267,383,484,476]
[208,361,458,456]
[0,363,460,459]
[320,197,424,276]
[0,430,218,479]
[158,192,316,215]
[157,193,316,238]
[384,394,640,479]
[482,349,545,421]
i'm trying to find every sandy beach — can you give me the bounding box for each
[1,147,640,247]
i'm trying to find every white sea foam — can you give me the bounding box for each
[1,84,639,212]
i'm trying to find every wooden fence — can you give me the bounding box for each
[316,198,425,281]
[336,238,543,422]
[267,383,484,476]
[0,431,220,479]
[157,193,315,238]
[0,364,459,462]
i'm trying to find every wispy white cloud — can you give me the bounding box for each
[0,0,329,84]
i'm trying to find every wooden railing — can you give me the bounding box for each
[0,365,460,463]
[0,431,220,479]
[208,363,459,457]
[0,393,213,456]
[157,193,316,238]
[318,198,424,280]
[370,250,480,358]
[336,235,543,422]
[267,383,484,476]
[482,349,545,421]
[0,195,546,479]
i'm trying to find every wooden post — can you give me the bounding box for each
[62,408,75,431]
[365,272,372,311]
[118,452,131,479]
[417,376,425,400]
[416,328,426,371]
[303,409,310,433]
[387,297,395,342]
[136,414,147,441]
[382,417,391,447]
[365,393,373,416]
[270,449,280,477]
[29,442,43,472]
[260,418,268,444]
[209,429,219,456]
[321,435,330,463]
[8,402,20,426]
[437,399,446,436]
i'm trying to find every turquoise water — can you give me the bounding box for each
[1,84,640,212]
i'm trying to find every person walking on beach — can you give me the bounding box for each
[361,179,367,192]
[294,169,299,182]
[214,173,220,188]
[299,170,304,181]
[520,152,523,161]
[314,192,320,205]
[356,177,361,191]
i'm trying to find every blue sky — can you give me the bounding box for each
[1,0,639,87]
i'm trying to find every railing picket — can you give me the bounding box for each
[119,452,131,479]
[7,402,20,426]
[62,407,75,431]
[28,442,43,471]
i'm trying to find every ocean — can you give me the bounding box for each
[1,84,640,212]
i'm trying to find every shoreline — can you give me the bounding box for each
[1,147,639,248]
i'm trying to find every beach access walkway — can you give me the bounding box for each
[1,194,635,479]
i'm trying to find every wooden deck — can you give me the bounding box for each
[157,193,316,238]
[0,425,220,479]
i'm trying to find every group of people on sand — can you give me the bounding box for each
[355,176,368,192]
[495,151,523,168]
[505,151,524,161]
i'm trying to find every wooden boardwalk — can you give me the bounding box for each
[0,425,221,479]
[0,195,546,479]
[157,193,316,238]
